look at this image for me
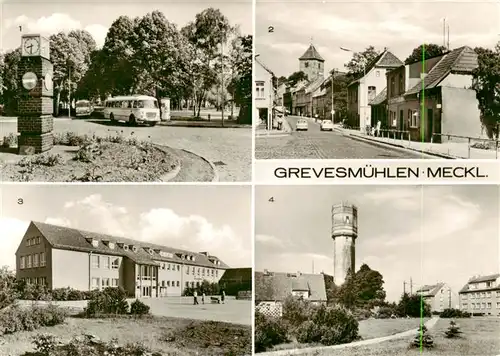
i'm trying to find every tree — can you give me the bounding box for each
[287,71,308,87]
[322,70,349,122]
[182,8,235,117]
[277,76,287,86]
[397,292,431,318]
[336,268,357,309]
[404,44,447,64]
[354,264,386,307]
[0,48,21,114]
[472,43,500,139]
[0,266,18,309]
[344,46,380,76]
[227,35,252,124]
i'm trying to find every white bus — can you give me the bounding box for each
[75,100,93,118]
[103,95,160,126]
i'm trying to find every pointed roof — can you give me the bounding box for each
[348,50,403,86]
[369,87,387,105]
[416,282,446,297]
[255,271,327,302]
[255,56,275,77]
[405,46,477,96]
[299,44,325,62]
[24,221,229,269]
[459,273,500,293]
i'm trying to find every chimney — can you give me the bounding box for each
[264,269,269,275]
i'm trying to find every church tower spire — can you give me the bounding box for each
[298,42,325,82]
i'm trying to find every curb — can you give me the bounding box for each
[154,144,218,182]
[181,148,219,182]
[338,130,455,159]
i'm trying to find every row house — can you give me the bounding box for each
[374,46,483,143]
[254,57,275,129]
[346,49,403,131]
[459,274,500,316]
[415,282,457,313]
[255,270,328,318]
[291,80,310,116]
[16,221,228,298]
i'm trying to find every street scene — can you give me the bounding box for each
[0,184,252,356]
[254,0,500,159]
[0,1,252,182]
[255,185,500,355]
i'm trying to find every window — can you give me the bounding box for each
[462,303,467,308]
[211,270,214,276]
[177,265,180,271]
[487,302,492,308]
[91,278,100,289]
[486,281,492,287]
[304,61,309,68]
[497,302,500,308]
[102,278,110,288]
[112,278,119,287]
[186,267,189,275]
[167,281,171,287]
[20,256,26,269]
[171,280,175,287]
[197,268,200,275]
[38,277,46,286]
[255,81,265,99]
[176,281,180,287]
[202,268,205,276]
[33,254,39,267]
[410,110,418,128]
[216,270,219,277]
[40,252,46,267]
[399,74,404,94]
[26,277,31,285]
[27,255,32,268]
[390,77,395,97]
[112,257,119,269]
[26,238,31,247]
[376,70,380,77]
[92,255,100,268]
[367,86,376,102]
[103,256,110,269]
[167,264,171,270]
[185,282,189,288]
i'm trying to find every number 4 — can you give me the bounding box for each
[268,197,274,202]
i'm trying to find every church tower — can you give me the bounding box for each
[331,202,358,285]
[299,43,325,82]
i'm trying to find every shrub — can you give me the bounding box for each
[282,295,316,329]
[84,287,129,317]
[295,305,359,346]
[130,299,150,316]
[254,311,289,352]
[18,153,63,167]
[440,308,471,318]
[0,303,67,335]
[376,306,396,319]
[32,334,57,356]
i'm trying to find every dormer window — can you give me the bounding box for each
[154,249,161,254]
[92,240,99,247]
[123,245,129,251]
[131,246,137,252]
[109,242,115,249]
[117,242,124,248]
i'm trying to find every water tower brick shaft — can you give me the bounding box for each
[331,202,358,285]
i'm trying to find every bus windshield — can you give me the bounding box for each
[135,100,158,109]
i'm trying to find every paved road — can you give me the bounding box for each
[255,116,430,159]
[0,118,251,182]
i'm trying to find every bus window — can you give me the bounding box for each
[137,100,158,109]
[132,101,139,109]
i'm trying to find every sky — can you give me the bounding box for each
[255,185,500,303]
[255,0,500,77]
[1,0,251,51]
[0,184,252,270]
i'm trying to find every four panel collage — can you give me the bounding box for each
[0,0,498,355]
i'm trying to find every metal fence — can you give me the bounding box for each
[432,133,499,159]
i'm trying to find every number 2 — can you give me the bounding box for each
[268,197,274,202]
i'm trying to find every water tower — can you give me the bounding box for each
[331,202,358,285]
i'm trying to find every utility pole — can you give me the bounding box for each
[443,18,446,48]
[312,260,315,274]
[410,277,413,295]
[68,65,71,118]
[220,38,225,127]
[447,25,450,51]
[330,69,335,122]
[403,280,407,295]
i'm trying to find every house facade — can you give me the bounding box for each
[416,282,456,313]
[254,57,275,129]
[255,270,328,318]
[402,46,483,143]
[459,274,500,316]
[16,221,228,298]
[346,50,403,131]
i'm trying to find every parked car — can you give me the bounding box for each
[296,119,308,131]
[320,120,334,131]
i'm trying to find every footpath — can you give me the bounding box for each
[335,125,499,160]
[259,317,440,356]
[255,119,292,138]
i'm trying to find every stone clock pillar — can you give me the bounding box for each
[17,34,54,154]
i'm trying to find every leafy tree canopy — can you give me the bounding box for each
[404,43,447,65]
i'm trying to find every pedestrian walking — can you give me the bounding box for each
[221,289,226,304]
[277,115,283,131]
[193,290,199,305]
[202,292,205,304]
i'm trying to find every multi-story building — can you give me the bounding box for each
[254,56,275,129]
[255,270,328,318]
[459,274,500,316]
[346,49,403,131]
[416,282,456,313]
[15,221,229,298]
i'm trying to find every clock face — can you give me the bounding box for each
[23,37,40,55]
[44,73,53,91]
[22,72,38,90]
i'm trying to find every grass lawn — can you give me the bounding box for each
[294,317,500,356]
[0,315,251,356]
